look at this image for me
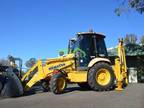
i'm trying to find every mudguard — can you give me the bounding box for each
[88,58,111,68]
[0,68,23,97]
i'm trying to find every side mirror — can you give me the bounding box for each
[59,51,65,56]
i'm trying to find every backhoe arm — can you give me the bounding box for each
[114,39,128,90]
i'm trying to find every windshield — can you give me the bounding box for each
[96,38,108,56]
[68,35,107,57]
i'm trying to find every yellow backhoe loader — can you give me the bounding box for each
[0,30,128,97]
[21,30,128,94]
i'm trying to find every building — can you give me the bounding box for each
[108,43,144,83]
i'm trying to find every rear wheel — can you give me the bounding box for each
[50,73,67,94]
[88,62,115,91]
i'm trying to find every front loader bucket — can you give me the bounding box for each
[0,68,23,97]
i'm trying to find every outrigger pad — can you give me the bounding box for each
[0,68,24,97]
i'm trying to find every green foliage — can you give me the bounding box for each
[115,0,144,16]
[137,56,144,82]
[124,34,137,44]
[129,0,144,13]
[115,8,121,16]
[25,58,37,68]
[108,34,144,56]
[124,35,130,44]
[125,43,144,56]
[108,43,144,56]
[59,51,65,56]
[58,49,68,55]
[140,35,144,45]
[130,34,137,44]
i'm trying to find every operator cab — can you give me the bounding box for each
[68,30,108,70]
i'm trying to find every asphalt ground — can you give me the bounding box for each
[0,83,144,108]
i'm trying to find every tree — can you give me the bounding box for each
[124,34,137,44]
[124,35,130,44]
[115,0,144,16]
[25,58,37,68]
[140,35,144,45]
[129,0,144,13]
[130,34,137,44]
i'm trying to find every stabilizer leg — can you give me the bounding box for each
[115,81,123,91]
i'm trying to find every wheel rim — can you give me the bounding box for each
[57,78,66,92]
[96,69,111,86]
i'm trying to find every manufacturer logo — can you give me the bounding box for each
[49,63,65,70]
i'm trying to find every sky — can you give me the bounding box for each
[0,0,144,63]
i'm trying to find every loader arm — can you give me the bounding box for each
[21,60,46,90]
[21,54,75,91]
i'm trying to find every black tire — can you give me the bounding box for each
[77,82,91,90]
[0,69,23,97]
[1,76,23,97]
[0,75,5,92]
[0,81,3,92]
[50,73,67,94]
[88,62,115,91]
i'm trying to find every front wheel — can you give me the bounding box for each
[49,73,67,94]
[88,62,115,91]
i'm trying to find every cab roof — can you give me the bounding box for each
[77,31,106,38]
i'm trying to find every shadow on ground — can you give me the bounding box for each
[24,85,92,96]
